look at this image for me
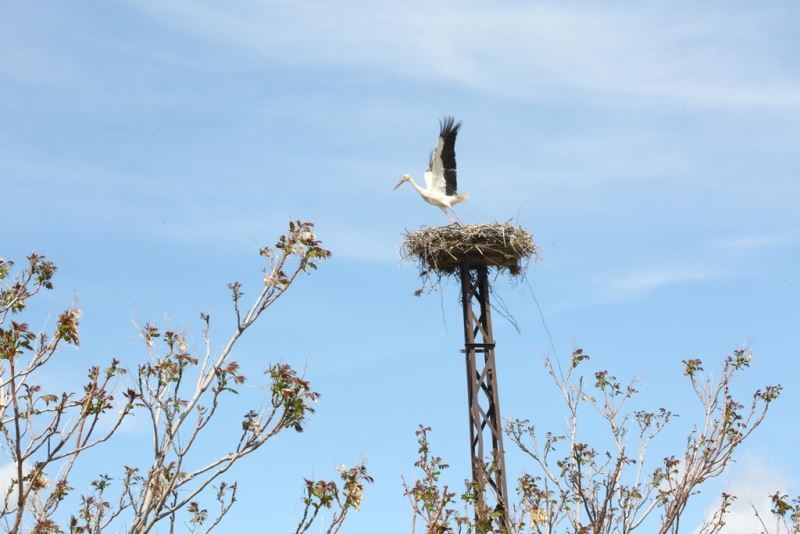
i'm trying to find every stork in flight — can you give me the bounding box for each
[393,116,469,222]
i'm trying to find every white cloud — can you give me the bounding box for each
[0,462,17,497]
[607,264,721,299]
[0,461,34,503]
[713,232,797,252]
[129,0,800,109]
[694,455,795,534]
[603,227,796,301]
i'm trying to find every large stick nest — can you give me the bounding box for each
[401,223,536,276]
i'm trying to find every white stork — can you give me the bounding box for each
[393,116,469,222]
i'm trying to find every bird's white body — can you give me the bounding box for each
[394,116,469,221]
[402,172,470,211]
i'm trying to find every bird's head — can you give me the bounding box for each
[393,174,412,191]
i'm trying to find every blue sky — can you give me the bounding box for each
[2,1,799,531]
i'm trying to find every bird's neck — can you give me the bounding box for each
[407,177,426,195]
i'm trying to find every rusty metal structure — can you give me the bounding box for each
[402,223,535,531]
[459,264,509,527]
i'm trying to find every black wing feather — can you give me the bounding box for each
[439,116,461,195]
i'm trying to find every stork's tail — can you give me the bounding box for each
[453,192,470,205]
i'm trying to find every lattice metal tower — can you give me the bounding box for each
[459,264,509,528]
[402,223,534,532]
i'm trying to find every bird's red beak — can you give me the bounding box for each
[393,178,405,191]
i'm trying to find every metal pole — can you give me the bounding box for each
[460,265,509,529]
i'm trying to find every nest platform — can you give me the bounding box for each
[401,223,536,276]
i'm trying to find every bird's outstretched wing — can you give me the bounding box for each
[429,116,461,196]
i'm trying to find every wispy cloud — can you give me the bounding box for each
[712,232,797,251]
[0,463,18,498]
[603,226,796,301]
[0,462,33,500]
[693,455,795,534]
[129,1,800,109]
[607,264,721,299]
